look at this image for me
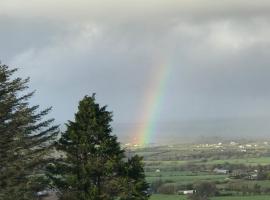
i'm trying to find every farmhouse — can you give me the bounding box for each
[248,173,258,180]
[213,168,229,174]
[178,190,195,195]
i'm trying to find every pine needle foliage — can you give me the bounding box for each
[0,64,59,200]
[49,94,149,200]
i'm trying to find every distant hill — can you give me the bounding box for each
[113,117,270,145]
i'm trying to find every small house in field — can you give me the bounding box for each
[248,173,258,180]
[178,190,195,195]
[213,168,229,174]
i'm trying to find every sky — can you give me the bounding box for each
[1,0,270,143]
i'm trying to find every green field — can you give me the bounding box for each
[146,174,227,184]
[206,157,270,166]
[145,157,270,167]
[150,194,186,200]
[150,194,270,200]
[133,142,270,200]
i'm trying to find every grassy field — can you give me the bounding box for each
[212,196,270,200]
[150,194,270,200]
[146,174,227,184]
[206,157,270,166]
[150,194,187,200]
[134,142,270,200]
[145,157,270,167]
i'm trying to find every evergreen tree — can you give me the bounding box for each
[49,94,149,200]
[119,155,150,200]
[0,64,59,200]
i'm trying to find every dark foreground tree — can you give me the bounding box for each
[118,155,149,200]
[48,95,149,200]
[0,64,59,200]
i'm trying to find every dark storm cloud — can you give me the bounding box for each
[1,0,270,141]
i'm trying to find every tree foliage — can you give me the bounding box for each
[49,95,149,200]
[0,64,59,200]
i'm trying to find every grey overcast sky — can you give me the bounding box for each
[1,0,270,142]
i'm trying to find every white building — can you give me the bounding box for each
[213,168,229,174]
[178,190,195,195]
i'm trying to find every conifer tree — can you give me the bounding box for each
[0,64,59,200]
[49,94,149,200]
[118,155,150,200]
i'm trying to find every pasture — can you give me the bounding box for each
[151,194,270,200]
[132,141,270,200]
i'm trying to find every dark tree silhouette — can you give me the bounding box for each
[48,94,149,200]
[0,64,59,200]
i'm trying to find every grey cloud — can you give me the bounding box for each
[1,0,270,141]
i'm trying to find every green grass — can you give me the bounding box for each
[224,179,270,188]
[212,195,270,200]
[206,157,270,166]
[150,194,270,200]
[145,157,270,167]
[146,174,227,184]
[150,194,187,200]
[141,146,270,200]
[146,171,208,177]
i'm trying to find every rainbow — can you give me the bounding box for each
[134,62,171,145]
